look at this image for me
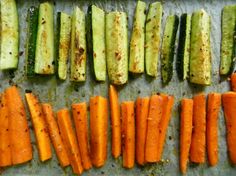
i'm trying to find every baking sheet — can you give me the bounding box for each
[1,0,236,175]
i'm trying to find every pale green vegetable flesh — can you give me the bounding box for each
[106,12,128,85]
[190,9,211,85]
[70,7,87,82]
[0,0,19,70]
[35,2,55,74]
[129,1,146,74]
[145,2,163,77]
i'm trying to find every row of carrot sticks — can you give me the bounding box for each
[1,80,236,175]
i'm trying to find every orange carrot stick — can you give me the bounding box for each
[5,86,32,165]
[72,103,92,170]
[25,93,52,162]
[222,92,236,164]
[42,103,70,167]
[180,98,193,174]
[157,94,174,161]
[109,85,121,158]
[57,109,84,174]
[190,93,206,163]
[206,93,221,166]
[230,73,236,91]
[135,97,149,165]
[145,95,163,163]
[121,101,135,169]
[90,96,108,167]
[0,93,11,166]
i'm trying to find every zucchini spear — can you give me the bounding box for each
[87,5,106,81]
[176,14,191,80]
[129,1,146,74]
[190,9,211,85]
[161,15,179,84]
[57,12,71,80]
[220,5,236,75]
[0,0,19,70]
[35,2,55,74]
[70,7,87,82]
[145,2,163,77]
[106,12,128,85]
[26,6,39,77]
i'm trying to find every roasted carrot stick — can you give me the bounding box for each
[190,93,206,163]
[180,98,193,174]
[222,92,236,164]
[121,101,135,169]
[57,109,84,174]
[135,97,149,165]
[109,85,121,158]
[90,96,108,167]
[42,103,70,167]
[25,93,52,162]
[206,93,221,166]
[72,103,92,170]
[157,94,174,161]
[0,93,11,166]
[5,86,32,165]
[230,73,236,91]
[145,95,163,163]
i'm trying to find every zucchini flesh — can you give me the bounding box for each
[26,6,39,77]
[190,9,211,85]
[106,12,128,85]
[220,5,236,75]
[70,7,87,82]
[87,5,106,81]
[0,0,19,70]
[161,15,179,84]
[57,12,71,80]
[145,2,163,77]
[35,2,55,74]
[176,14,191,80]
[129,1,146,74]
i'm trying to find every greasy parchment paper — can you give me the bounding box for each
[1,0,236,175]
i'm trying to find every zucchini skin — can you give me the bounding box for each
[129,1,146,74]
[70,7,87,82]
[220,5,236,75]
[87,5,106,81]
[57,12,71,80]
[145,2,163,77]
[161,15,179,84]
[176,14,191,80]
[35,2,55,74]
[106,12,128,85]
[26,6,39,77]
[190,9,211,85]
[0,0,19,70]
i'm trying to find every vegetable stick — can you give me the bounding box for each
[5,86,32,165]
[90,96,108,167]
[230,73,236,91]
[157,94,174,161]
[145,95,163,163]
[135,97,149,165]
[0,93,11,166]
[57,109,84,174]
[42,103,70,167]
[222,92,236,164]
[109,85,121,158]
[25,93,52,162]
[206,93,221,166]
[190,93,206,163]
[121,101,135,169]
[180,98,193,174]
[72,103,92,170]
